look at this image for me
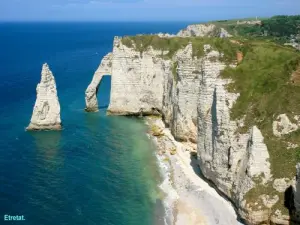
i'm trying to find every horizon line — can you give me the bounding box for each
[0,15,278,23]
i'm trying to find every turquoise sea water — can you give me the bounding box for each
[0,22,192,225]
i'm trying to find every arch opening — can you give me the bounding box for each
[85,52,113,112]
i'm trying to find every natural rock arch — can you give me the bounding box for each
[85,53,113,112]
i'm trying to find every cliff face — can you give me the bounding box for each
[197,50,274,223]
[162,43,202,142]
[107,37,168,115]
[27,63,61,131]
[86,35,300,224]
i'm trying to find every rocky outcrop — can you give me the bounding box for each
[274,178,295,192]
[136,24,232,39]
[272,114,300,137]
[26,63,61,131]
[85,52,113,112]
[177,24,216,37]
[220,27,233,38]
[247,126,272,182]
[177,24,232,38]
[157,32,176,38]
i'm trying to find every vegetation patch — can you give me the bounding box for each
[147,114,162,119]
[211,15,300,44]
[163,157,170,162]
[172,61,179,83]
[169,147,177,155]
[150,124,164,137]
[291,64,300,85]
[245,182,291,216]
[190,151,197,158]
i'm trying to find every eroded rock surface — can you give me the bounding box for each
[26,63,61,131]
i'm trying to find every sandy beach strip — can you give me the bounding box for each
[146,117,244,225]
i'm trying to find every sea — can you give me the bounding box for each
[0,22,193,225]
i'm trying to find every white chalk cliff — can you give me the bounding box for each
[107,37,167,115]
[85,35,300,224]
[26,63,61,131]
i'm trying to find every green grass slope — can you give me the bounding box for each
[212,15,300,44]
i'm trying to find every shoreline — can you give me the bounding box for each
[146,117,243,225]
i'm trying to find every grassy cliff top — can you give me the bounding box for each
[121,35,244,62]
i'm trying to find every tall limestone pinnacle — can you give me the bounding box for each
[26,63,62,131]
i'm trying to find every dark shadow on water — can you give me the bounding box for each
[30,131,62,162]
[99,105,109,109]
[29,131,61,156]
[83,74,111,131]
[189,154,246,224]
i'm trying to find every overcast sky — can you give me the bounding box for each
[1,0,300,21]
